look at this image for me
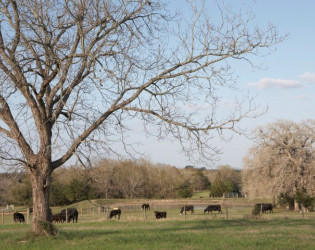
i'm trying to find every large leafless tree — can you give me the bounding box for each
[0,0,283,235]
[242,120,315,201]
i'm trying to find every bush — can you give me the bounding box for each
[252,205,260,216]
[278,191,314,211]
[176,180,193,198]
[278,193,295,209]
[50,181,70,206]
[210,179,236,197]
[10,178,32,206]
[65,178,94,203]
[295,190,314,211]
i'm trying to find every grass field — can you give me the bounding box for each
[1,207,315,250]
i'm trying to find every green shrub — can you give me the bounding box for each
[176,180,193,198]
[252,204,260,216]
[210,179,236,197]
[278,193,294,209]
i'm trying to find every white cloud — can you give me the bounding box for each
[185,103,211,111]
[300,72,315,83]
[248,78,303,89]
[289,94,309,101]
[218,99,239,108]
[184,99,238,111]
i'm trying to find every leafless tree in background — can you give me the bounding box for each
[242,120,315,201]
[0,0,283,235]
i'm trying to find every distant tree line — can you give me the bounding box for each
[1,120,314,212]
[0,160,244,206]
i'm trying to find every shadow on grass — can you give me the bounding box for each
[52,218,315,242]
[58,228,119,240]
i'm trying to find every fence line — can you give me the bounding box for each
[1,201,313,224]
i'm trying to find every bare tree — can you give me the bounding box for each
[0,0,283,235]
[242,120,315,201]
[89,159,116,199]
[110,161,145,199]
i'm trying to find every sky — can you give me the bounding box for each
[131,0,315,169]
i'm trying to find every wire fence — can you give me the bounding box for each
[1,201,314,224]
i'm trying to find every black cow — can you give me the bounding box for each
[254,203,273,213]
[154,211,167,219]
[13,212,25,223]
[109,208,121,220]
[180,205,194,215]
[204,205,222,213]
[60,208,79,223]
[141,204,150,210]
[52,213,66,223]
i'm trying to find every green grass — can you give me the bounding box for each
[2,199,315,249]
[1,215,315,249]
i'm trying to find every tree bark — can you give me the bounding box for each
[294,201,300,212]
[29,163,53,235]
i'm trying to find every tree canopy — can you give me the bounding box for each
[242,120,315,201]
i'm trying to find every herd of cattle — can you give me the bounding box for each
[13,208,79,224]
[52,208,79,223]
[13,203,273,223]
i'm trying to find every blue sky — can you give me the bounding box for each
[211,0,315,168]
[156,1,314,168]
[124,1,315,169]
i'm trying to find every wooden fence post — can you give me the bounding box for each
[106,206,109,220]
[26,208,30,223]
[2,210,4,224]
[144,208,147,221]
[66,208,68,223]
[225,205,228,220]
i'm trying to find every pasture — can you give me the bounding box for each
[1,203,315,249]
[1,217,315,249]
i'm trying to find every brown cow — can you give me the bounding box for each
[52,213,65,223]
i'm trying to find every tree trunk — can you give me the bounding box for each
[272,195,276,207]
[294,200,300,212]
[29,164,54,236]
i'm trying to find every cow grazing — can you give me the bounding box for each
[180,205,194,215]
[141,204,150,210]
[60,208,79,223]
[13,212,25,223]
[204,205,222,214]
[52,213,66,223]
[254,203,273,214]
[154,211,167,219]
[109,208,121,220]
